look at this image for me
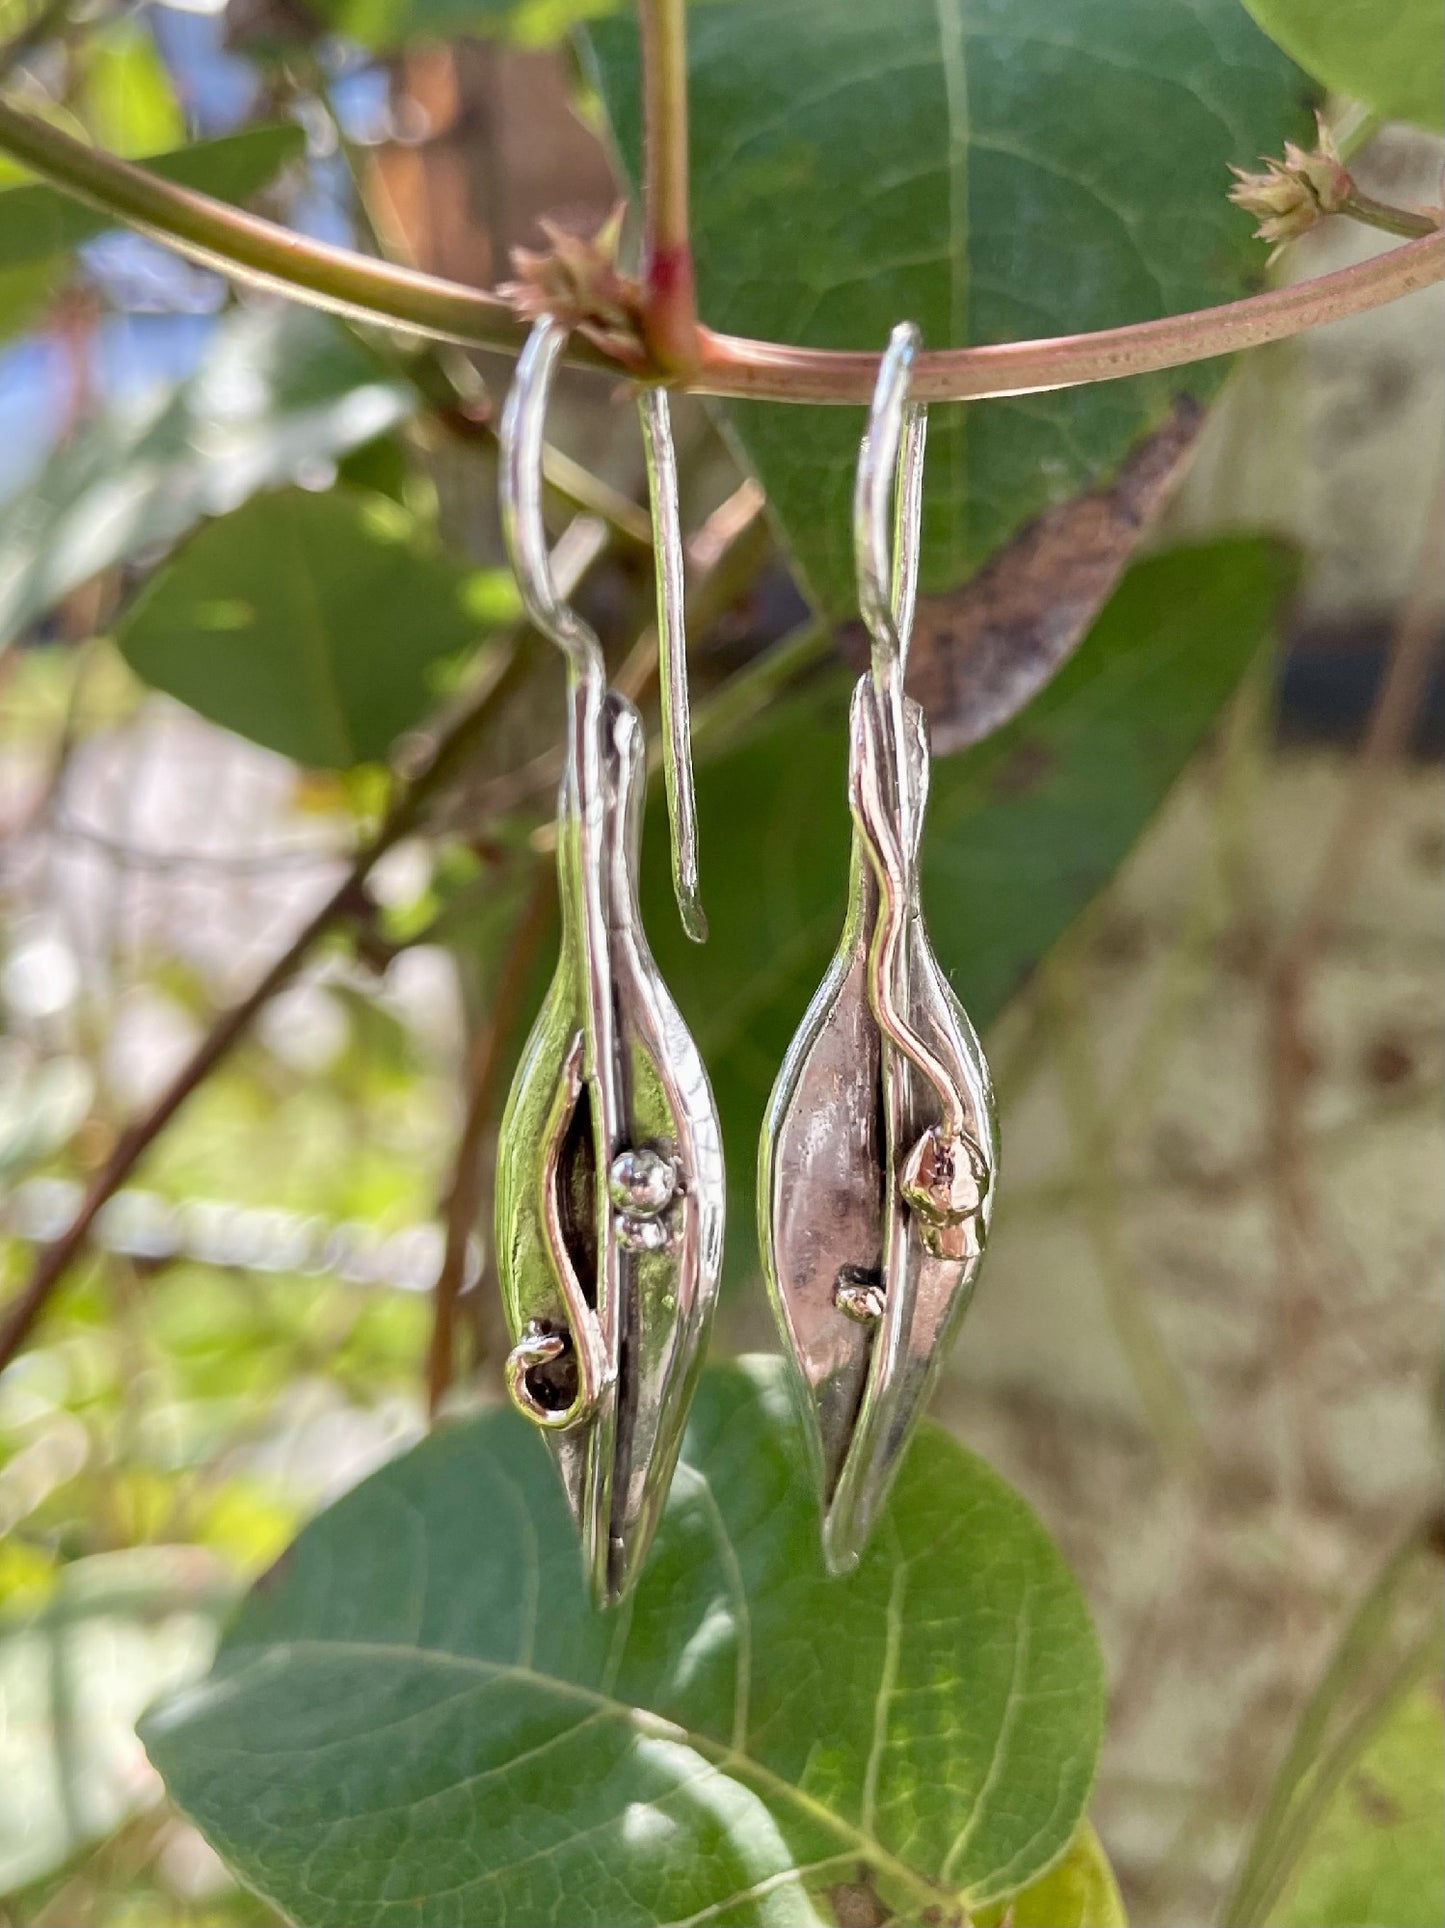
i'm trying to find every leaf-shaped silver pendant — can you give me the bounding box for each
[496,686,724,1607]
[760,676,997,1574]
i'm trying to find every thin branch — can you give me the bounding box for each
[425,870,552,1417]
[0,527,611,1371]
[636,0,699,373]
[0,95,539,360]
[0,862,368,1369]
[0,95,1438,404]
[694,236,1444,401]
[1341,190,1442,242]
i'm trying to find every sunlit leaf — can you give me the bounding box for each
[144,1358,1104,1927]
[116,486,483,767]
[79,17,185,159]
[1270,1684,1445,1928]
[1227,1525,1444,1928]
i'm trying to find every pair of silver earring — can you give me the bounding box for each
[495,317,997,1606]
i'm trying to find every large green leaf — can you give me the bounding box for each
[116,486,482,767]
[143,1358,1104,1926]
[587,0,1312,614]
[0,304,414,650]
[0,124,304,272]
[635,538,1294,1276]
[1269,1684,1445,1928]
[1239,0,1443,130]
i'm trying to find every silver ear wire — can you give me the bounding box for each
[494,318,725,1606]
[759,323,998,1575]
[854,317,926,680]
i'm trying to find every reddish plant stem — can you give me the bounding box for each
[636,0,700,374]
[0,97,1438,404]
[1341,189,1442,242]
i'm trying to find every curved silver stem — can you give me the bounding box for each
[852,324,966,1141]
[495,319,726,1605]
[499,316,606,685]
[638,387,707,943]
[499,316,621,1450]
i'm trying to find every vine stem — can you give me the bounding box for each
[0,95,1438,404]
[1340,189,1442,242]
[637,0,699,373]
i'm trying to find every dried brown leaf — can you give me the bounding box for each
[839,397,1205,753]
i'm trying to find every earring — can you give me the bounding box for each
[759,323,998,1575]
[494,317,724,1607]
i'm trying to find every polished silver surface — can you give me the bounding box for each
[495,318,725,1606]
[760,324,998,1575]
[638,386,707,943]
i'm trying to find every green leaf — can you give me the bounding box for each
[1269,1685,1445,1928]
[586,0,1313,615]
[79,17,185,158]
[978,1823,1127,1927]
[1226,1524,1444,1928]
[116,486,481,767]
[636,538,1294,1280]
[0,304,414,650]
[1239,0,1443,131]
[143,1358,1104,1927]
[0,123,304,273]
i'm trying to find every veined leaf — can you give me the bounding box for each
[143,1358,1104,1927]
[588,0,1313,616]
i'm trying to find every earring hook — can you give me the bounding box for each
[500,315,705,943]
[854,320,928,691]
[499,315,605,687]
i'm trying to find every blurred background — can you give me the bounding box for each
[0,5,1440,1925]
